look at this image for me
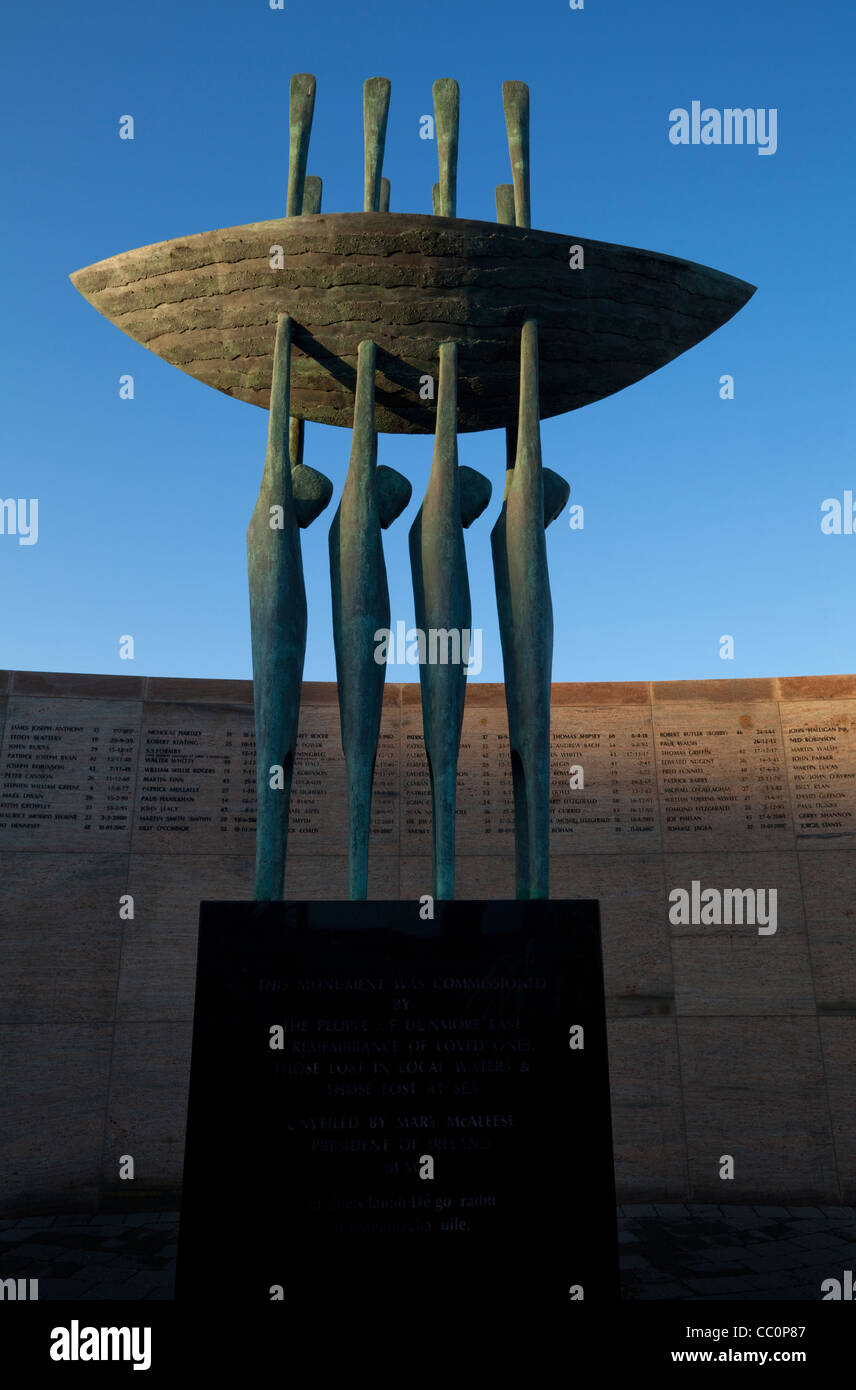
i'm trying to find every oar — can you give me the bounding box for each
[364,77,391,213]
[433,79,459,217]
[501,80,530,228]
[495,183,515,226]
[302,174,323,215]
[285,74,316,217]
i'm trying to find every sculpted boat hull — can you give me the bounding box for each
[70,212,755,435]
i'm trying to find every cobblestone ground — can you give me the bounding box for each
[1,1206,854,1300]
[618,1204,856,1301]
[0,1212,179,1300]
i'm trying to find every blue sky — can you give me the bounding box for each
[2,0,854,683]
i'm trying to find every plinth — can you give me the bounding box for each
[177,899,617,1315]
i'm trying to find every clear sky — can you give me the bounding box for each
[2,0,854,684]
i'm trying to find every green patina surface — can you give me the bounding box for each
[71,72,756,902]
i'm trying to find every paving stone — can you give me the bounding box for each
[78,1284,146,1301]
[826,1231,856,1247]
[6,1241,84,1260]
[687,1276,759,1295]
[782,1219,832,1234]
[742,1251,806,1274]
[40,1278,87,1299]
[718,1215,768,1230]
[115,1273,167,1297]
[12,1205,855,1304]
[741,1272,794,1292]
[693,1245,756,1263]
[0,1255,44,1275]
[768,1236,819,1254]
[739,1284,794,1295]
[37,1260,85,1279]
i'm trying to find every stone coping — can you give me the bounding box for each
[2,670,855,704]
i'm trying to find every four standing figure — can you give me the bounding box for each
[248,74,567,903]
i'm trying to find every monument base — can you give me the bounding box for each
[177,899,618,1314]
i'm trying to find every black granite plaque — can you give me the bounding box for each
[177,899,617,1315]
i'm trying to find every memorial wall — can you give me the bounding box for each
[1,668,854,1211]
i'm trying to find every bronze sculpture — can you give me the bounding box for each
[70,73,755,902]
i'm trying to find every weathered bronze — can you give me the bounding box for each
[329,340,387,900]
[70,217,752,435]
[285,74,316,218]
[326,78,406,900]
[70,72,756,902]
[408,82,474,900]
[495,183,515,226]
[491,321,552,898]
[245,76,332,900]
[363,78,391,215]
[502,82,531,229]
[409,346,483,900]
[302,174,323,216]
[433,79,459,218]
[247,316,307,898]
